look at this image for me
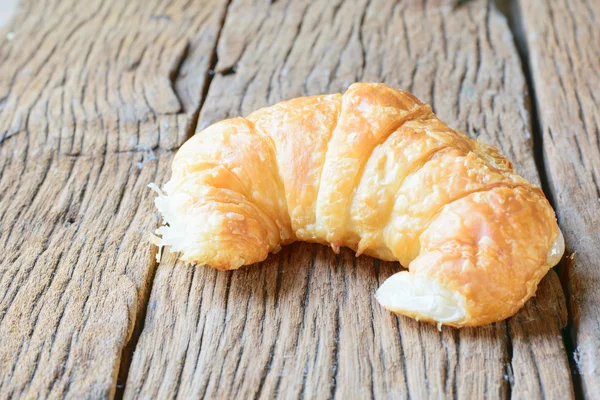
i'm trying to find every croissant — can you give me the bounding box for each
[150,83,564,327]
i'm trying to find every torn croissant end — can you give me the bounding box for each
[375,272,468,326]
[376,231,564,328]
[149,82,565,327]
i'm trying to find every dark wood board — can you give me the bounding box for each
[517,0,600,397]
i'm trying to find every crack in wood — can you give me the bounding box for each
[499,1,581,398]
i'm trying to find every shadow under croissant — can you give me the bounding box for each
[161,241,567,339]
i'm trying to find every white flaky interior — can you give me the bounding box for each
[375,271,467,324]
[148,182,194,259]
[546,229,565,267]
[148,182,217,264]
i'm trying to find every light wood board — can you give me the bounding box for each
[0,0,229,397]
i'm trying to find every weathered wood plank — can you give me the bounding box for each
[126,0,573,398]
[0,0,229,397]
[516,0,600,396]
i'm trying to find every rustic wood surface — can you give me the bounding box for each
[517,0,600,397]
[0,0,596,398]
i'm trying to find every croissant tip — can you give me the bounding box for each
[330,243,341,254]
[355,243,368,258]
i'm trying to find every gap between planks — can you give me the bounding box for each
[497,0,581,398]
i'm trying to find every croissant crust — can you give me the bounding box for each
[151,83,564,327]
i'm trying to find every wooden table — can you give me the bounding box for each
[0,0,598,398]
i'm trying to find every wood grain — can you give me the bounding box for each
[516,0,600,397]
[125,1,573,398]
[0,0,229,397]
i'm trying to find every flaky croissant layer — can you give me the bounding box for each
[151,83,564,327]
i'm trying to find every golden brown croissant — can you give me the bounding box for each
[150,83,564,327]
